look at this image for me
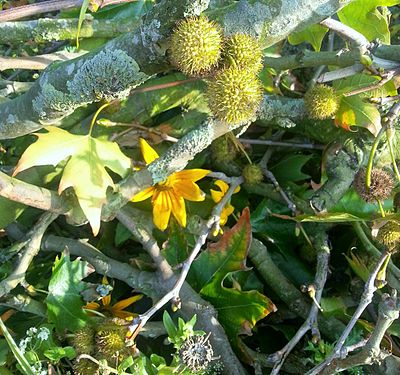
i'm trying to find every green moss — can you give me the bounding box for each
[67,49,148,102]
[32,79,76,120]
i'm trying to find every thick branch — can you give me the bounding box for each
[0,0,356,139]
[0,17,140,45]
[0,0,137,22]
[0,52,84,71]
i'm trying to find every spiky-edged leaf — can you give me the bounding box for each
[189,208,275,351]
[45,254,93,333]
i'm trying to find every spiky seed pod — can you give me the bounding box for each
[179,334,214,372]
[354,168,394,203]
[223,33,263,73]
[169,16,222,76]
[210,135,237,163]
[207,66,263,124]
[73,358,99,375]
[376,221,400,250]
[304,84,340,120]
[73,326,95,355]
[243,164,264,185]
[95,328,129,363]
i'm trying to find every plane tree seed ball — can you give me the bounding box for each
[169,16,222,76]
[224,33,263,73]
[207,66,263,124]
[304,84,340,120]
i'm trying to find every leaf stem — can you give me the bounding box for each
[88,102,111,136]
[366,127,385,189]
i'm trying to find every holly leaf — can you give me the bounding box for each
[189,208,275,351]
[14,127,131,235]
[288,24,328,51]
[45,254,93,333]
[338,0,400,44]
[334,95,381,136]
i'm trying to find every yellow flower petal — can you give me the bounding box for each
[152,190,172,230]
[220,204,234,226]
[214,179,229,194]
[172,169,210,182]
[112,294,143,312]
[172,180,205,201]
[102,294,111,306]
[131,186,155,202]
[102,276,109,285]
[113,310,139,319]
[170,192,187,227]
[84,302,101,311]
[140,138,159,164]
[210,188,223,203]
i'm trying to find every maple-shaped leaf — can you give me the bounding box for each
[14,127,131,235]
[188,208,276,353]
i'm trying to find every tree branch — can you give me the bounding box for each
[306,250,391,375]
[0,211,58,297]
[269,231,331,375]
[0,17,140,45]
[320,291,399,374]
[0,0,138,22]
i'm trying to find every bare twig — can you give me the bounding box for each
[317,63,364,83]
[0,0,137,22]
[306,250,391,375]
[269,231,331,375]
[239,139,325,150]
[0,52,85,71]
[320,18,369,49]
[116,206,174,279]
[343,69,399,97]
[126,176,244,340]
[320,290,399,374]
[0,211,58,297]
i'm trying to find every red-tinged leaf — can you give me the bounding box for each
[335,96,381,136]
[188,208,276,356]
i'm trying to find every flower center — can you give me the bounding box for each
[156,177,173,191]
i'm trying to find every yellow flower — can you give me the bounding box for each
[131,139,210,230]
[84,277,142,319]
[210,180,240,228]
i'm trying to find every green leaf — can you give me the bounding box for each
[14,127,131,235]
[338,0,400,44]
[250,199,298,252]
[76,0,90,49]
[162,311,178,341]
[335,95,381,136]
[45,254,92,333]
[44,346,76,361]
[333,73,397,98]
[270,154,312,183]
[190,208,275,350]
[288,24,328,51]
[0,318,35,375]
